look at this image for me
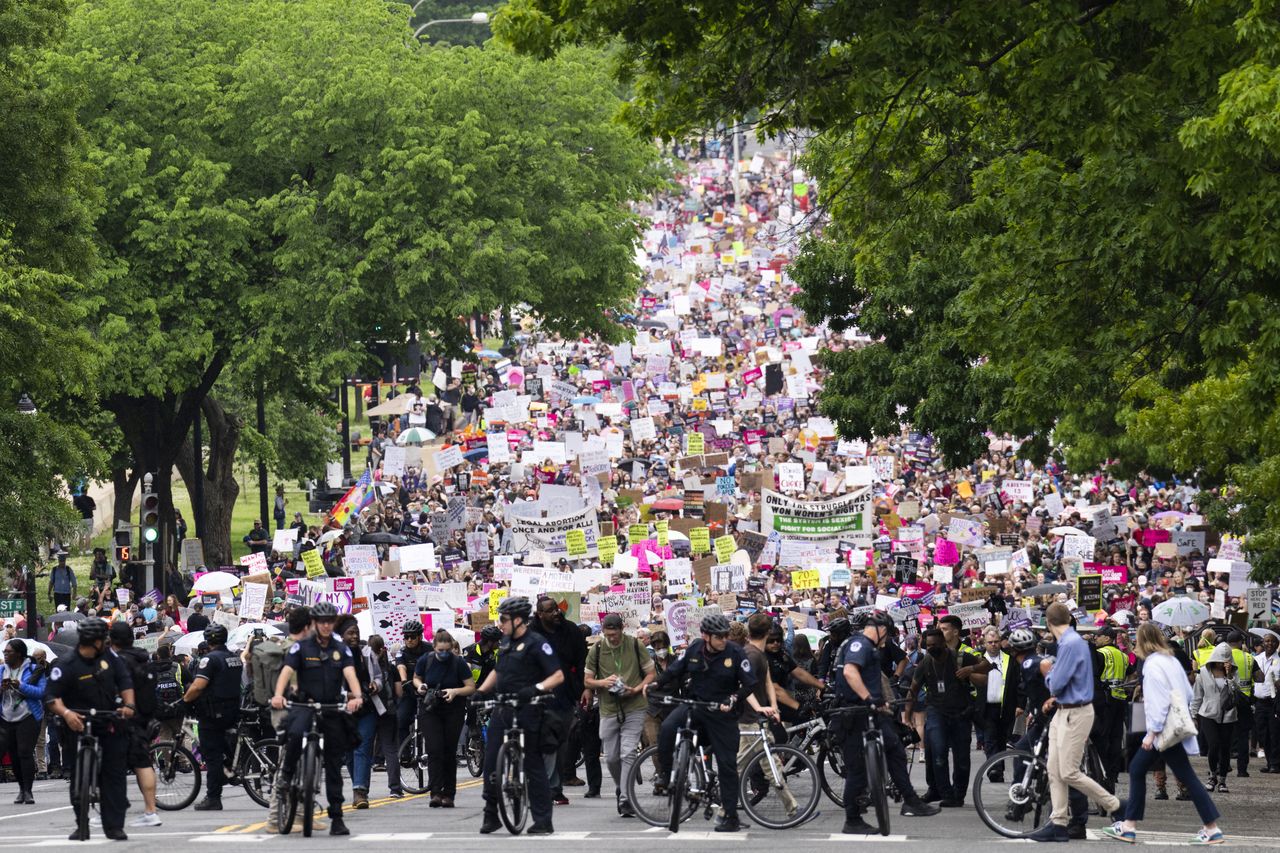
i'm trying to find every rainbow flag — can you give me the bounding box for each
[330,469,374,526]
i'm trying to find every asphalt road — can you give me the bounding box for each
[2,749,1277,850]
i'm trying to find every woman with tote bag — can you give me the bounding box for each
[1103,623,1224,845]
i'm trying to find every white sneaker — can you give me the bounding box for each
[129,812,162,828]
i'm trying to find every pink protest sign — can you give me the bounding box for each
[332,577,355,593]
[900,582,934,599]
[742,366,763,384]
[1140,529,1171,548]
[934,539,960,566]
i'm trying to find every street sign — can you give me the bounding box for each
[0,599,25,617]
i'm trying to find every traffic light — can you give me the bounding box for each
[141,478,160,545]
[114,522,132,564]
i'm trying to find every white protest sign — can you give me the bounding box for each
[398,542,437,574]
[777,463,805,492]
[239,583,268,621]
[344,544,380,575]
[383,446,407,477]
[486,432,511,464]
[272,528,298,553]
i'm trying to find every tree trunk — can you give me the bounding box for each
[111,467,139,537]
[175,395,241,568]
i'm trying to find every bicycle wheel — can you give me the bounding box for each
[667,740,692,833]
[300,743,318,838]
[1084,742,1112,794]
[626,745,697,828]
[150,741,201,811]
[816,742,845,808]
[74,746,97,841]
[972,748,1052,838]
[398,732,429,795]
[866,738,890,837]
[740,744,821,829]
[239,738,280,808]
[277,774,298,835]
[466,734,484,778]
[495,741,528,835]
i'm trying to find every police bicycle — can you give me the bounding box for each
[808,697,918,810]
[826,702,903,837]
[625,695,726,832]
[737,716,822,828]
[397,688,442,795]
[65,709,123,842]
[150,705,279,809]
[473,692,552,835]
[971,709,1108,838]
[276,700,348,838]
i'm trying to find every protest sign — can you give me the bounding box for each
[301,549,325,579]
[398,543,437,575]
[508,506,601,558]
[791,569,820,590]
[1076,574,1103,612]
[272,528,298,554]
[760,488,872,545]
[690,527,711,553]
[239,583,268,621]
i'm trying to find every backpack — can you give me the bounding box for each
[250,636,292,706]
[119,648,158,718]
[150,660,184,718]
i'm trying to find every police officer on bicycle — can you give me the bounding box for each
[394,619,429,743]
[45,617,136,841]
[837,612,938,834]
[182,623,245,811]
[269,601,364,836]
[473,596,564,836]
[646,613,755,833]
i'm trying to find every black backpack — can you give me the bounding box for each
[150,659,184,718]
[117,648,158,718]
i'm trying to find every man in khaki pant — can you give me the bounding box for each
[1031,603,1123,842]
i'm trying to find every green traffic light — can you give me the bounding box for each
[143,527,159,543]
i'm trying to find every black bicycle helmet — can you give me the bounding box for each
[401,619,424,636]
[204,624,229,646]
[108,620,134,647]
[826,616,851,639]
[1008,628,1037,652]
[866,611,895,630]
[480,625,503,642]
[78,617,109,643]
[497,596,533,621]
[700,613,731,636]
[310,601,339,620]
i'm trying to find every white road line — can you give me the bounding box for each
[824,834,908,842]
[0,806,71,822]
[191,835,272,843]
[353,834,434,841]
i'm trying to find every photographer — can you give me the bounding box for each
[582,614,654,817]
[413,628,476,807]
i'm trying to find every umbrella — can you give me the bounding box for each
[1049,526,1082,536]
[318,529,343,545]
[2,638,53,660]
[227,622,283,650]
[476,349,502,359]
[1152,597,1211,628]
[1110,609,1134,625]
[1023,583,1071,597]
[637,320,667,330]
[463,447,489,462]
[53,627,81,646]
[1249,627,1280,641]
[49,611,85,624]
[358,532,409,545]
[396,427,436,445]
[572,395,601,405]
[364,396,413,417]
[47,642,72,658]
[666,530,689,542]
[172,632,206,657]
[652,498,684,512]
[1151,511,1187,521]
[189,571,240,595]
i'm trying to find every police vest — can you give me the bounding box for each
[1194,645,1215,670]
[1098,645,1128,700]
[1232,648,1254,697]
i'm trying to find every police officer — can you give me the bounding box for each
[181,624,245,811]
[269,602,364,836]
[474,596,564,836]
[45,617,136,841]
[1091,627,1128,788]
[464,625,503,685]
[840,612,938,834]
[817,617,851,685]
[395,619,429,744]
[647,613,756,833]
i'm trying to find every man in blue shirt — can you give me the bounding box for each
[1031,603,1123,842]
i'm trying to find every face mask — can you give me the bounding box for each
[436,650,452,661]
[928,646,946,659]
[654,648,669,660]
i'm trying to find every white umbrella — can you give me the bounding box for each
[227,622,283,650]
[1110,609,1134,625]
[665,530,689,542]
[1151,597,1211,628]
[365,396,414,417]
[318,529,343,545]
[1050,526,1083,536]
[396,427,436,445]
[794,628,826,648]
[172,632,206,657]
[1,638,53,660]
[1249,627,1280,641]
[188,571,240,595]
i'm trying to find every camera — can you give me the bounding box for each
[608,678,629,696]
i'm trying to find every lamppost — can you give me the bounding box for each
[412,10,489,40]
[16,393,38,639]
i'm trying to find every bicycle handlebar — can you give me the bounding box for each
[653,694,731,712]
[65,708,124,719]
[471,692,552,711]
[284,700,350,713]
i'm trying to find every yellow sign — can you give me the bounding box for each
[655,520,669,547]
[714,534,735,564]
[489,589,508,621]
[956,480,974,498]
[687,433,705,455]
[565,529,587,557]
[691,398,709,412]
[629,524,649,544]
[597,535,618,564]
[690,527,711,554]
[791,569,820,590]
[301,549,325,579]
[981,469,995,482]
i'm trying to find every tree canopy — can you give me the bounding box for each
[496,0,1280,578]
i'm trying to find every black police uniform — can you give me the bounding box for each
[282,635,356,813]
[481,628,561,825]
[395,638,430,742]
[654,639,756,819]
[45,649,131,833]
[191,646,245,801]
[834,634,920,821]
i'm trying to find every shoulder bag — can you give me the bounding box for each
[1157,662,1198,751]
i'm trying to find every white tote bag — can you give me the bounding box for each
[1157,665,1197,751]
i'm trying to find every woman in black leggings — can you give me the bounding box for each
[413,629,476,807]
[0,640,47,804]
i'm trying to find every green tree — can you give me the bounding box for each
[46,0,656,566]
[0,0,102,571]
[500,0,1280,579]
